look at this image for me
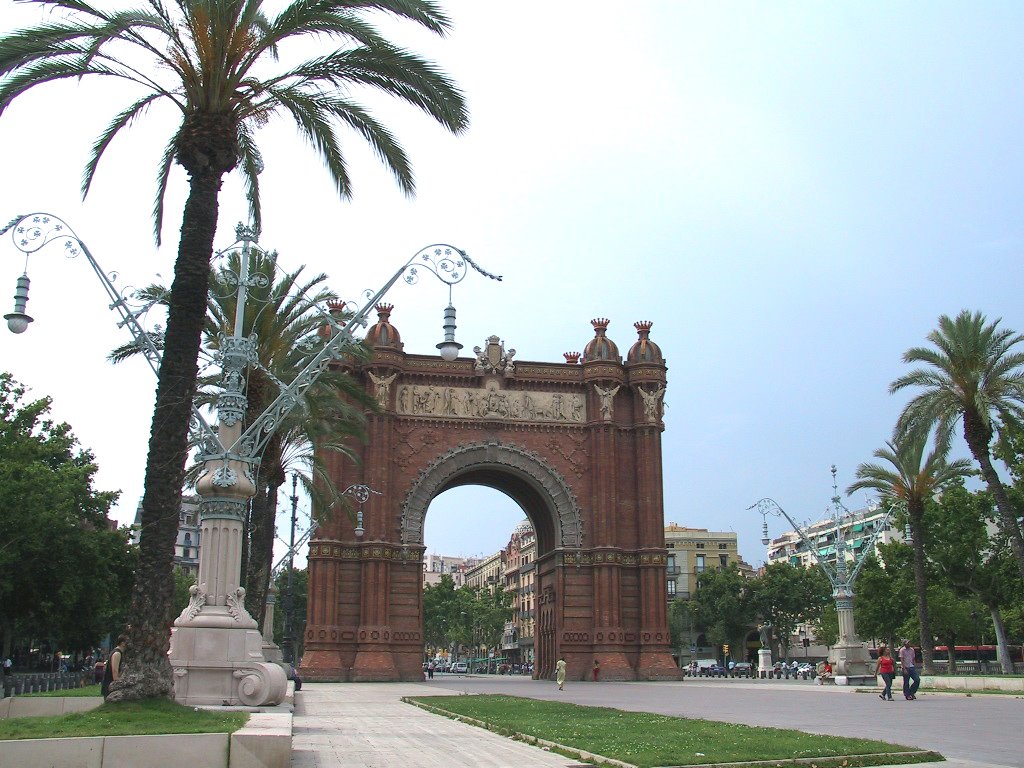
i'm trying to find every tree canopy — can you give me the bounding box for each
[0,372,135,658]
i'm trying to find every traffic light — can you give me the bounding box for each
[803,637,810,648]
[722,644,730,655]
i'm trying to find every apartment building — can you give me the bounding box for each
[501,520,537,667]
[132,495,201,576]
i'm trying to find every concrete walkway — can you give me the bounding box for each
[290,677,1021,768]
[289,682,585,767]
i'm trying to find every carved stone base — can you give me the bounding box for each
[169,625,287,706]
[758,648,773,674]
[636,650,684,680]
[830,642,875,679]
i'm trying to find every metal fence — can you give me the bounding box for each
[1,670,94,698]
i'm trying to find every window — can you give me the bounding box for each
[667,580,676,596]
[696,554,705,573]
[718,543,727,550]
[719,554,728,567]
[695,543,705,549]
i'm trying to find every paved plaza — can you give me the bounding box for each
[290,675,1022,768]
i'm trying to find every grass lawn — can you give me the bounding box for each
[21,684,101,697]
[0,698,248,741]
[409,695,941,768]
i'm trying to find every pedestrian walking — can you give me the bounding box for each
[876,645,895,701]
[2,656,11,677]
[556,657,567,690]
[593,659,600,681]
[427,661,435,680]
[898,639,920,700]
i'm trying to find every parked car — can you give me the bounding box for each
[797,663,814,675]
[706,663,726,676]
[451,662,468,674]
[731,662,753,675]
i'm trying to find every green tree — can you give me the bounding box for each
[750,563,830,660]
[847,426,972,673]
[0,0,467,700]
[423,574,462,653]
[852,546,915,651]
[0,372,134,658]
[891,310,1024,581]
[813,603,839,648]
[272,567,307,660]
[688,565,754,660]
[925,485,1023,673]
[173,569,197,619]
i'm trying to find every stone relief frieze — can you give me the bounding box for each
[395,380,585,423]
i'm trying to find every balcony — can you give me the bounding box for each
[666,566,681,575]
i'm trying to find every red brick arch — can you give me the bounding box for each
[299,310,680,682]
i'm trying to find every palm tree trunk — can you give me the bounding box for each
[963,414,1024,580]
[908,501,935,675]
[991,606,1014,674]
[244,483,279,628]
[110,171,223,702]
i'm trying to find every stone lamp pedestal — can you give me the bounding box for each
[168,419,286,706]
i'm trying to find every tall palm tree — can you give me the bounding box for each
[203,249,372,627]
[117,248,373,629]
[0,1,466,699]
[847,426,973,674]
[891,310,1024,581]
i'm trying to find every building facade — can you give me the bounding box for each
[765,506,902,569]
[664,524,753,664]
[501,520,537,668]
[132,495,201,576]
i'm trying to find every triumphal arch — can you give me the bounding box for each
[299,304,681,682]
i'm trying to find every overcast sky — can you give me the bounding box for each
[2,2,1022,568]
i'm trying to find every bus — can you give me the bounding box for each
[869,645,1023,665]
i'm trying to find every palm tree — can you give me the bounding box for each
[203,249,373,627]
[117,248,373,629]
[847,426,973,674]
[891,310,1024,581]
[0,1,466,699]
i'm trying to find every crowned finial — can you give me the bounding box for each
[634,321,653,337]
[591,318,609,334]
[327,299,347,315]
[375,303,393,318]
[563,351,581,364]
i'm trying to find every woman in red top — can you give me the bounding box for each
[876,645,895,701]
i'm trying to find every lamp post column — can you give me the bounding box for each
[168,226,286,707]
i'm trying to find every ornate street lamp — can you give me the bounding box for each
[751,466,905,683]
[4,212,500,705]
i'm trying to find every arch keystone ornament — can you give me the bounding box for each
[300,312,681,682]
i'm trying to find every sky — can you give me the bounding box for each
[2,2,1023,568]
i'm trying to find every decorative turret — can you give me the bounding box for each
[627,321,663,365]
[365,303,403,350]
[563,351,581,365]
[581,318,620,363]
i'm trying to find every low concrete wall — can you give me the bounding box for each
[0,713,292,768]
[922,675,1024,692]
[0,696,103,719]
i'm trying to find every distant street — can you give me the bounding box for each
[425,674,1024,768]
